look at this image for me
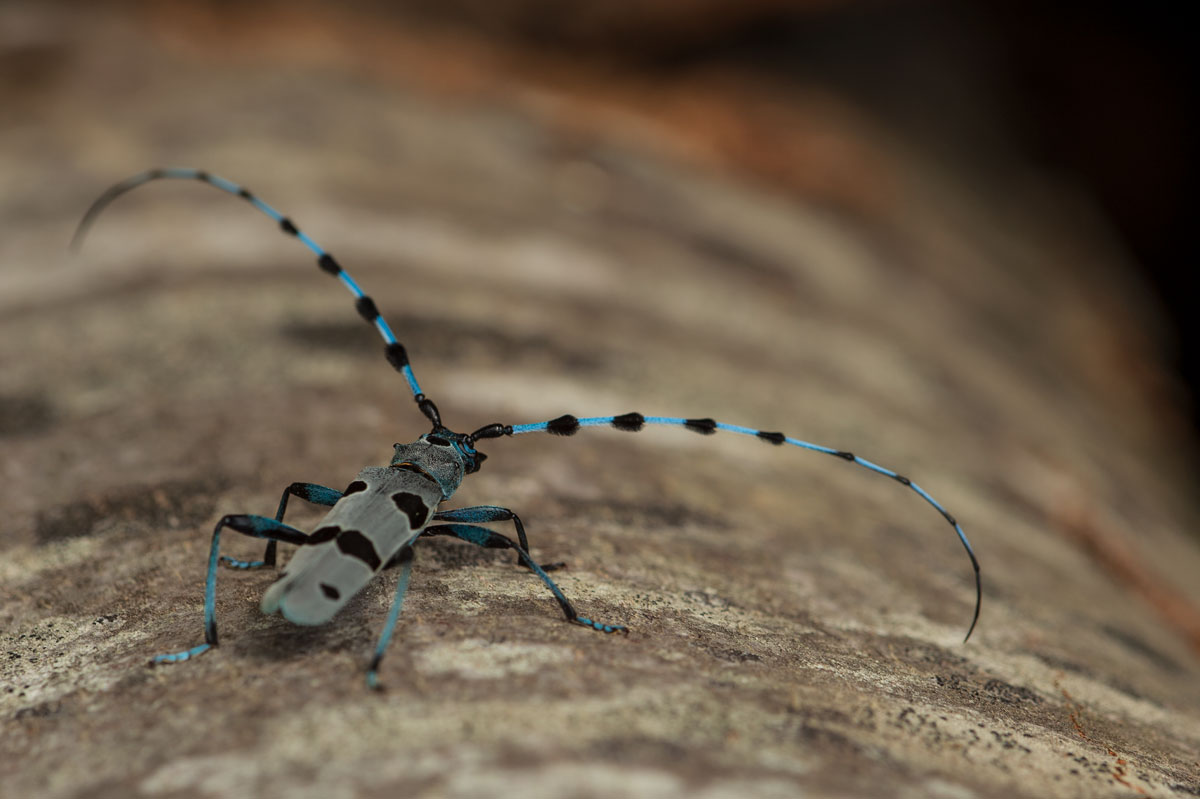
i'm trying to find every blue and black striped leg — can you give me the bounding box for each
[432,506,565,572]
[366,547,415,691]
[152,514,315,666]
[221,482,344,570]
[422,524,626,634]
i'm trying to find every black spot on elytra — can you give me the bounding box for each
[342,480,368,497]
[547,415,580,436]
[319,583,341,600]
[611,412,644,432]
[391,492,430,529]
[308,525,341,544]
[684,418,716,434]
[336,530,382,571]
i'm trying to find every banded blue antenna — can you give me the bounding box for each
[70,168,443,427]
[470,412,982,642]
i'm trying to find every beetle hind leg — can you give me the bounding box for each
[366,547,415,690]
[151,514,322,667]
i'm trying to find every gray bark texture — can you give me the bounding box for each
[2,4,1199,798]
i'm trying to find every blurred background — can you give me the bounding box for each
[2,0,1196,445]
[393,0,1200,428]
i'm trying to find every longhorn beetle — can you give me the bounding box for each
[73,168,981,689]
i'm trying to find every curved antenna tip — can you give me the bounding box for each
[962,566,982,643]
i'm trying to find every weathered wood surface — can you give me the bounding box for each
[2,5,1198,798]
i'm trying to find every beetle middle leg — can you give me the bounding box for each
[432,505,565,572]
[422,523,625,633]
[220,481,344,570]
